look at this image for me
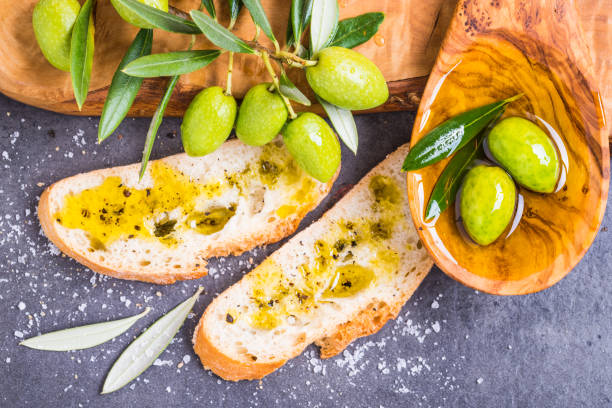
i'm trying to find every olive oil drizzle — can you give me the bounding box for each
[54,141,315,251]
[246,175,404,330]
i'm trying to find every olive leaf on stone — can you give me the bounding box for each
[70,0,95,110]
[101,287,204,394]
[123,50,221,77]
[279,70,311,106]
[201,0,216,19]
[402,94,523,172]
[112,0,201,34]
[190,10,254,53]
[328,12,385,49]
[310,0,338,55]
[317,96,358,154]
[20,308,150,351]
[139,75,180,180]
[425,134,486,220]
[99,29,154,142]
[242,0,276,42]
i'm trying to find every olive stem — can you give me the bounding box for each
[253,25,261,42]
[261,51,297,119]
[228,17,237,31]
[225,52,234,96]
[275,50,317,67]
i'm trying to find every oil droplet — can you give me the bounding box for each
[374,33,385,47]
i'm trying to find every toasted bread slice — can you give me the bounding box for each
[193,144,433,381]
[38,139,336,284]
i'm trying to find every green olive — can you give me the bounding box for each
[32,0,81,71]
[282,113,340,182]
[305,46,388,111]
[460,165,516,246]
[487,117,560,193]
[236,83,288,146]
[110,0,168,28]
[181,86,237,156]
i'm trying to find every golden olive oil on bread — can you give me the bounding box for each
[39,140,337,284]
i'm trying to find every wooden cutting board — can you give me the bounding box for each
[0,0,609,138]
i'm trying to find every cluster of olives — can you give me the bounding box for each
[459,117,561,246]
[32,0,389,184]
[181,46,388,183]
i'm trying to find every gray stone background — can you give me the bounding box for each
[0,93,610,407]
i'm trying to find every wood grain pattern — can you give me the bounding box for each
[0,0,609,140]
[406,0,610,295]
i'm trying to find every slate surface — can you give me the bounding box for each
[0,93,610,408]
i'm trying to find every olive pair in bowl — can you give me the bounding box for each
[459,116,563,247]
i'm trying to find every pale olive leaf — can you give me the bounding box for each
[241,0,275,42]
[101,287,204,394]
[123,50,221,77]
[329,12,384,49]
[279,70,311,106]
[310,0,338,56]
[70,0,95,110]
[317,96,358,154]
[139,75,180,180]
[99,29,154,142]
[190,10,254,53]
[227,0,243,28]
[112,0,201,34]
[20,308,150,351]
[201,0,216,19]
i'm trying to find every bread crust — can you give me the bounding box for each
[37,151,337,285]
[192,310,286,381]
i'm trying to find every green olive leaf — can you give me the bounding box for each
[112,0,201,33]
[310,0,338,56]
[425,135,486,220]
[290,0,305,46]
[227,0,243,28]
[70,0,95,110]
[20,308,150,351]
[328,12,384,49]
[201,0,216,19]
[241,0,275,42]
[402,94,523,172]
[279,70,311,106]
[139,75,180,180]
[317,96,358,154]
[190,10,254,53]
[99,29,154,143]
[101,287,204,394]
[123,50,221,77]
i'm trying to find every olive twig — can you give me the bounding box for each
[261,51,296,119]
[275,50,317,67]
[225,52,234,96]
[168,5,190,19]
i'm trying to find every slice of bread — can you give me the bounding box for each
[38,138,337,284]
[193,144,433,381]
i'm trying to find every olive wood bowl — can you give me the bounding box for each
[406,0,610,295]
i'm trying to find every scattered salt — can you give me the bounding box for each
[17,301,25,311]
